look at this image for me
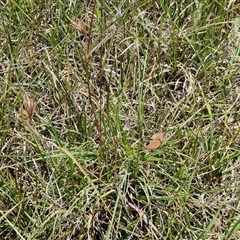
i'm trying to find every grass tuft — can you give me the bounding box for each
[1,0,240,239]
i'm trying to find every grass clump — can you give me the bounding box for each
[0,0,240,239]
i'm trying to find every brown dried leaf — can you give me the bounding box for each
[72,19,86,35]
[146,130,164,150]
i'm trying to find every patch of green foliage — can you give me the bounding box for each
[0,0,240,239]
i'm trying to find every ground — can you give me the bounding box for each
[0,0,240,239]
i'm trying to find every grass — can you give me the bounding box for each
[0,0,240,239]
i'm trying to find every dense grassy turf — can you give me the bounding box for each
[0,0,240,239]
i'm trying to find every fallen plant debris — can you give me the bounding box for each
[22,93,38,122]
[21,93,40,136]
[145,130,164,150]
[68,16,86,35]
